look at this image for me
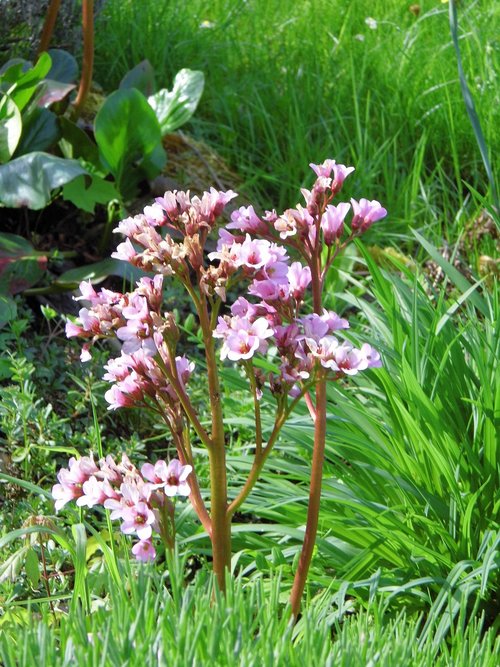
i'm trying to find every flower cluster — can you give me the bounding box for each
[52,453,192,561]
[60,158,387,571]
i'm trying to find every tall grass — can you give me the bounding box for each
[94,0,499,236]
[1,567,499,666]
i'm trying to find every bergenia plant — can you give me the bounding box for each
[58,159,386,615]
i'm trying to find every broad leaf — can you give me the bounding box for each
[56,258,146,287]
[119,59,156,97]
[14,107,59,155]
[5,52,52,112]
[94,88,164,199]
[62,174,119,213]
[0,232,47,294]
[59,116,101,166]
[148,69,204,135]
[0,94,22,162]
[37,80,76,108]
[0,58,31,78]
[46,48,79,83]
[0,151,87,209]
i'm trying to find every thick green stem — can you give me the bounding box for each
[198,292,231,589]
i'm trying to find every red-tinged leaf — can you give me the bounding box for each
[0,232,47,294]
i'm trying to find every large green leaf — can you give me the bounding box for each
[2,52,52,113]
[119,59,156,97]
[46,48,78,84]
[148,68,204,135]
[55,258,146,287]
[59,116,101,166]
[94,87,164,199]
[0,151,87,209]
[0,94,22,163]
[14,107,59,155]
[62,174,119,213]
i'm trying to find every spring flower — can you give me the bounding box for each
[227,205,267,234]
[120,501,156,540]
[321,203,350,244]
[141,459,193,497]
[52,456,99,511]
[350,198,387,232]
[287,262,312,300]
[132,539,156,562]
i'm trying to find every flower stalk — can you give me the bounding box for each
[59,160,386,610]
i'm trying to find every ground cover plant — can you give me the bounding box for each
[0,0,498,664]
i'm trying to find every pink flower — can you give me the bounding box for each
[360,343,382,368]
[227,205,267,234]
[330,164,355,194]
[306,335,340,365]
[52,456,99,511]
[65,321,85,338]
[132,539,156,562]
[143,203,166,226]
[104,379,143,410]
[120,501,156,540]
[350,198,387,233]
[309,159,337,178]
[321,203,350,244]
[111,238,138,262]
[287,262,311,300]
[142,459,192,497]
[326,342,369,375]
[215,316,274,361]
[77,476,119,508]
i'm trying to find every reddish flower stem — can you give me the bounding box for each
[73,0,94,119]
[37,0,62,55]
[289,221,328,618]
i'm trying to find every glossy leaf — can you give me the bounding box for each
[37,80,76,108]
[0,94,22,162]
[14,107,59,155]
[4,52,52,112]
[94,88,164,199]
[55,257,146,287]
[0,151,87,209]
[148,69,204,135]
[59,116,101,166]
[46,48,79,84]
[119,59,156,97]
